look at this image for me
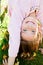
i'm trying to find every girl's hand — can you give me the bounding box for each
[3,59,8,65]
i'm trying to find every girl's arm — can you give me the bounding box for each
[8,4,23,65]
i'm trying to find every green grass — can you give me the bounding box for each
[18,51,43,65]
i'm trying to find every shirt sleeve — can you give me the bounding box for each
[8,1,23,57]
[38,0,43,37]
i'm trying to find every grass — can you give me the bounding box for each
[18,51,43,65]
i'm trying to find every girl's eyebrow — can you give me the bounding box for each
[26,21,35,24]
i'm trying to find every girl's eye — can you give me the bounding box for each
[23,29,27,31]
[32,30,35,33]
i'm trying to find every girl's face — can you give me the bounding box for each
[21,16,38,41]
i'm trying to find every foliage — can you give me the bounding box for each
[0,0,9,64]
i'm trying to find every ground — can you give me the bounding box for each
[18,51,43,65]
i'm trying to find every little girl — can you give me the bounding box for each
[3,0,43,65]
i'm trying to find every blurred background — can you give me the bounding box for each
[0,0,9,64]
